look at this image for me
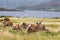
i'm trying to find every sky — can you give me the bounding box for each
[0,0,52,8]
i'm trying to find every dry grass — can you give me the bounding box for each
[0,18,60,40]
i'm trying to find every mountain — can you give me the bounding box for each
[33,0,60,11]
[0,8,22,11]
[17,0,51,10]
[0,0,51,8]
[43,0,60,11]
[17,0,60,11]
[52,0,60,2]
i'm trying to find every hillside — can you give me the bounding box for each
[0,8,22,11]
[0,0,51,8]
[17,0,60,12]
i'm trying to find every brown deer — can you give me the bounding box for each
[2,18,13,27]
[12,23,22,31]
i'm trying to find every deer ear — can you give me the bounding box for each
[35,22,38,24]
[36,23,38,24]
[39,22,41,24]
[39,20,42,24]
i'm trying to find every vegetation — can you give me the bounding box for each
[0,18,60,40]
[0,16,12,18]
[0,8,22,11]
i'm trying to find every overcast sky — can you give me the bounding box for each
[0,0,52,8]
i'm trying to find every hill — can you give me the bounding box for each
[17,0,60,12]
[0,8,22,11]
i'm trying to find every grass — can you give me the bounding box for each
[0,27,60,40]
[0,29,60,40]
[5,18,60,23]
[0,18,60,40]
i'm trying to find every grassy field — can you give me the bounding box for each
[0,18,60,40]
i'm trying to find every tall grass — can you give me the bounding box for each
[0,30,60,40]
[0,18,60,40]
[0,26,60,40]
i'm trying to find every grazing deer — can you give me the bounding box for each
[21,22,29,29]
[26,22,49,33]
[2,18,13,27]
[12,23,22,31]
